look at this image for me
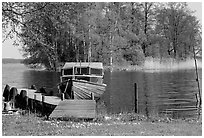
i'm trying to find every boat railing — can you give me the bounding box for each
[58,78,106,87]
[61,74,103,78]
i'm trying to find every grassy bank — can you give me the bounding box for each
[105,57,202,72]
[2,112,202,136]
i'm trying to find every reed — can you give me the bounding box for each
[143,57,202,71]
[105,57,202,72]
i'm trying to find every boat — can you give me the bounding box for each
[58,62,106,100]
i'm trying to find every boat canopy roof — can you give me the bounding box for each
[62,62,103,69]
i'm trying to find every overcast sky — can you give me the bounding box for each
[1,2,202,59]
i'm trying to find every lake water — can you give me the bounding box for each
[2,63,202,119]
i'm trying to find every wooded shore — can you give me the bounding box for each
[3,2,202,72]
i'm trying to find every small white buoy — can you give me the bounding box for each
[3,102,12,111]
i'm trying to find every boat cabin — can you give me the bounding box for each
[60,62,104,84]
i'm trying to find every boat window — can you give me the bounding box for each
[90,77,103,84]
[63,68,73,75]
[75,67,89,75]
[90,68,102,75]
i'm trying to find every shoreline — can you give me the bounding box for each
[3,58,201,73]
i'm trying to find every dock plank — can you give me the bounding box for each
[50,100,96,119]
[18,88,61,106]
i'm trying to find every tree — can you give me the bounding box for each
[2,2,48,44]
[2,2,202,70]
[18,3,88,70]
[155,2,200,59]
[136,2,155,56]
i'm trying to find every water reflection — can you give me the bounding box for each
[103,69,202,119]
[22,70,60,95]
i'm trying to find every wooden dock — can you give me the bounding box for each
[50,100,96,118]
[17,88,96,119]
[18,88,61,106]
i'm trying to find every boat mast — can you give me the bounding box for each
[72,66,75,80]
[80,60,81,74]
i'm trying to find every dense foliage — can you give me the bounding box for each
[2,2,202,70]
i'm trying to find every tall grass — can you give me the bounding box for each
[143,57,202,71]
[105,57,202,72]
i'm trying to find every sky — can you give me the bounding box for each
[1,1,203,59]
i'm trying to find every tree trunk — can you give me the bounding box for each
[143,2,150,56]
[172,38,177,58]
[75,41,79,62]
[144,2,148,35]
[83,40,87,62]
[88,24,91,62]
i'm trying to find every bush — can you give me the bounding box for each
[131,51,145,66]
[122,46,145,66]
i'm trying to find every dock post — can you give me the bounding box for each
[134,83,138,114]
[61,93,64,101]
[30,98,33,111]
[25,91,28,111]
[42,94,45,115]
[20,90,27,110]
[91,93,94,100]
[34,94,36,115]
[26,96,29,113]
